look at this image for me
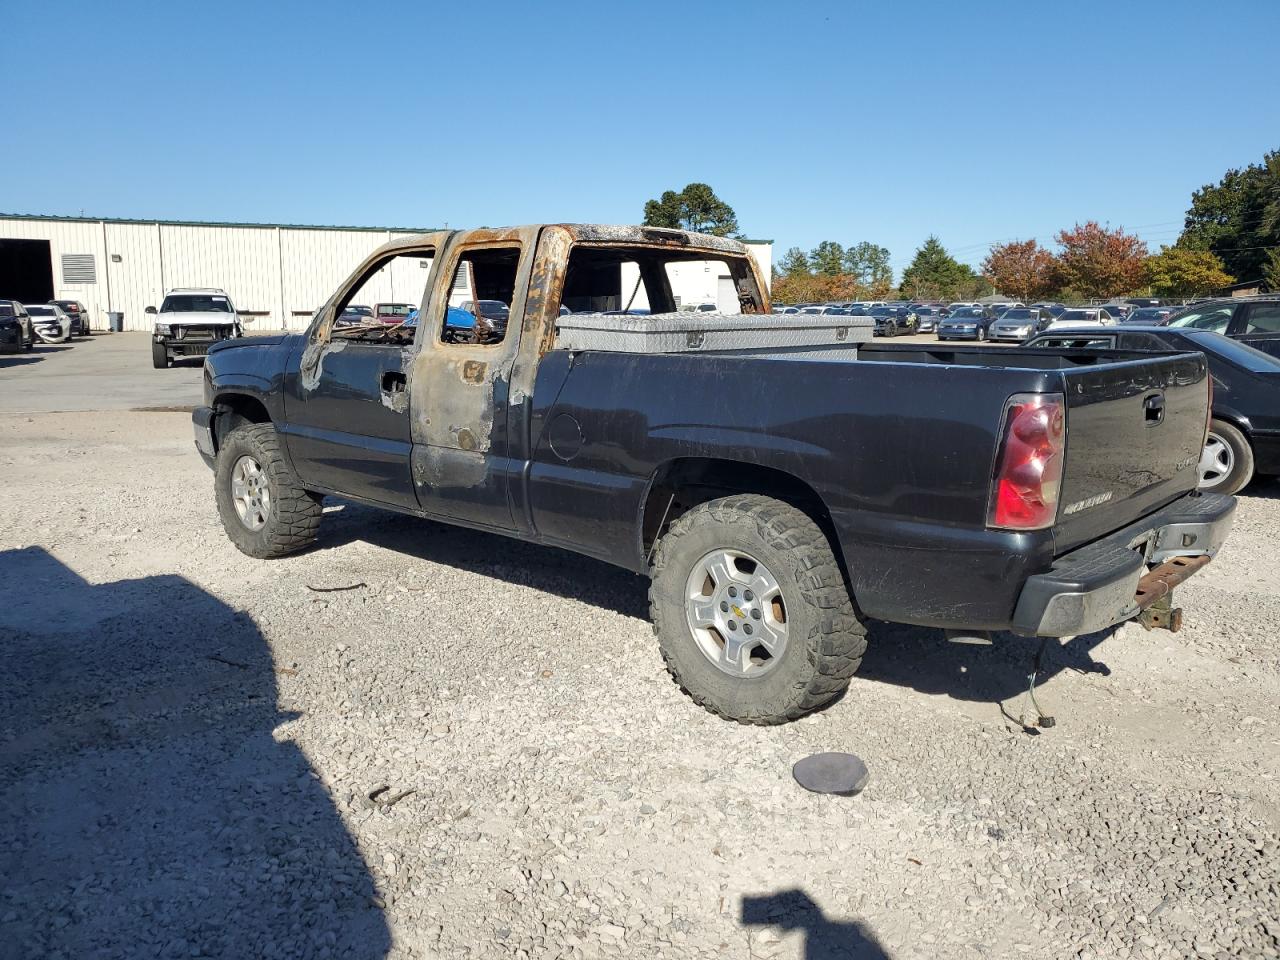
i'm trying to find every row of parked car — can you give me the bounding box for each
[772,297,1185,342]
[0,299,93,351]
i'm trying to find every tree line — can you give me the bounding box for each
[773,223,1241,304]
[644,150,1279,303]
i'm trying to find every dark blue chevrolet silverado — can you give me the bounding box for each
[193,224,1235,725]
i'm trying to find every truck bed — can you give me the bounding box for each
[530,343,1210,628]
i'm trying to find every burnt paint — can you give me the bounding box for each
[406,227,543,532]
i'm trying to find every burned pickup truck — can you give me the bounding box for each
[193,224,1234,725]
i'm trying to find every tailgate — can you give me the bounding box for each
[1053,352,1209,553]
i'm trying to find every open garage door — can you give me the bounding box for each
[0,239,54,304]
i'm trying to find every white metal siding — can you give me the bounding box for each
[103,222,164,330]
[0,218,107,322]
[278,229,426,329]
[159,224,279,325]
[0,217,772,331]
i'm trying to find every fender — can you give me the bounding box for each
[1209,403,1253,436]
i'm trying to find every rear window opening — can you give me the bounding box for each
[441,247,521,346]
[558,245,765,316]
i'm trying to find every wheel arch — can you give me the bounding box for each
[639,457,851,586]
[1209,405,1254,439]
[210,392,273,453]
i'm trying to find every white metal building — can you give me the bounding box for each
[0,214,772,331]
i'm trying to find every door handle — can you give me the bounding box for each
[381,371,407,394]
[1143,392,1165,425]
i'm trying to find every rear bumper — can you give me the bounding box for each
[1010,492,1235,637]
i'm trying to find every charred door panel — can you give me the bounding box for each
[409,230,541,531]
[281,233,449,511]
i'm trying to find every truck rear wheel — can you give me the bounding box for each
[215,423,323,558]
[649,495,867,725]
[152,341,170,368]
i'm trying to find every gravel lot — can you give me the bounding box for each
[1,390,1277,957]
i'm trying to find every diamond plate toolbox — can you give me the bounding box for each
[554,311,874,357]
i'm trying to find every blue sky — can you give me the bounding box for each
[5,0,1278,275]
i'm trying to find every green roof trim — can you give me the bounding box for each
[0,212,440,233]
[1,213,774,244]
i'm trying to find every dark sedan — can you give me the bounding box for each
[51,299,90,336]
[1025,325,1280,495]
[1124,306,1176,325]
[459,299,511,343]
[867,305,915,337]
[936,305,999,341]
[1166,296,1280,359]
[0,299,35,353]
[334,304,375,329]
[910,305,946,332]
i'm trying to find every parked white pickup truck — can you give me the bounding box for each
[148,287,243,368]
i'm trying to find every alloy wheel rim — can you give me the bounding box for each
[684,548,788,677]
[1198,434,1233,485]
[231,455,271,531]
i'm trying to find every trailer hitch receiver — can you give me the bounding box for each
[1134,555,1208,632]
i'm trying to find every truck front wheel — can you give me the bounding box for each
[649,495,867,725]
[215,423,323,558]
[152,341,170,368]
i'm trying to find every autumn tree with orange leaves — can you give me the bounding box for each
[1054,222,1149,298]
[981,240,1057,302]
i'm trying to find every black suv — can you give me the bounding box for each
[1165,297,1280,359]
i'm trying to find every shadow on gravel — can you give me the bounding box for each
[319,500,651,620]
[0,547,390,959]
[855,619,1113,708]
[0,354,42,368]
[742,890,890,958]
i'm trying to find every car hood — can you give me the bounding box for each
[1047,319,1106,329]
[158,311,237,325]
[208,334,291,354]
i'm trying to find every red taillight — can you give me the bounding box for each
[988,393,1066,530]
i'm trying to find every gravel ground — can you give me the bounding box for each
[0,411,1277,960]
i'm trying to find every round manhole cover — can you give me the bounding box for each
[792,752,870,796]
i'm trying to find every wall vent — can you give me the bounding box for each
[61,254,96,284]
